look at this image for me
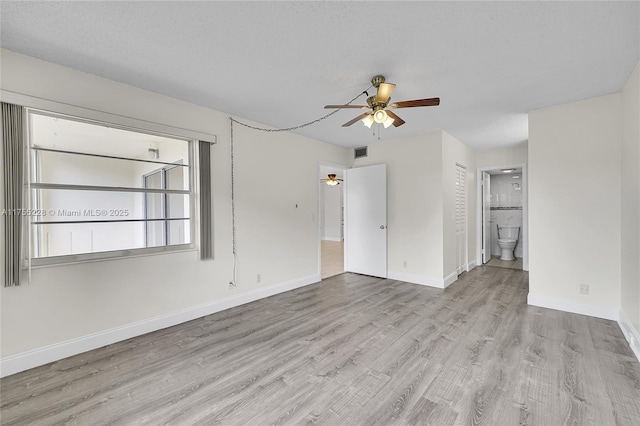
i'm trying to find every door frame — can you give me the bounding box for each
[476,163,528,271]
[481,171,491,264]
[317,160,349,278]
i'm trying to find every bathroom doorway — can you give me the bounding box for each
[318,162,347,279]
[476,164,528,271]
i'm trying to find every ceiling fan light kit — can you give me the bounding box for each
[362,114,374,128]
[325,75,440,131]
[321,173,343,186]
[373,109,387,123]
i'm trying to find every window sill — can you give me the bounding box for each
[27,244,198,269]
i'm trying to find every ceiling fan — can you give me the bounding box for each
[324,75,440,128]
[320,174,343,186]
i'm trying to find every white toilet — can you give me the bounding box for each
[497,226,520,261]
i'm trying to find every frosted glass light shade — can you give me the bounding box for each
[373,109,388,123]
[361,114,374,128]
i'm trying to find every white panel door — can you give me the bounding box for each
[345,164,387,278]
[482,172,491,264]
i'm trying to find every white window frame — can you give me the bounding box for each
[26,108,197,267]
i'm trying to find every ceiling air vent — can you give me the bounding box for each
[354,146,368,159]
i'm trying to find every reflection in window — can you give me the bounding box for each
[29,111,193,263]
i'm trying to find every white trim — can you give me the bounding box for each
[465,259,477,272]
[388,269,467,289]
[317,160,349,278]
[322,237,342,242]
[388,271,444,288]
[476,163,528,272]
[444,271,458,288]
[1,89,217,143]
[0,274,320,378]
[618,309,640,362]
[527,293,618,320]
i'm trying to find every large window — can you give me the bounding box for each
[28,110,194,265]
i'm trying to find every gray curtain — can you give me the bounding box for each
[199,140,213,259]
[2,102,25,286]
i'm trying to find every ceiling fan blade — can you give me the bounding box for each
[342,112,371,127]
[324,104,368,109]
[389,97,440,108]
[376,83,396,103]
[386,110,406,127]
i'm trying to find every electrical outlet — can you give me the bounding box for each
[579,284,589,295]
[257,274,261,283]
[403,260,407,268]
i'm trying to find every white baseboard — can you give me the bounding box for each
[388,271,444,289]
[527,293,618,321]
[322,237,342,242]
[388,270,466,289]
[618,309,640,362]
[0,274,320,378]
[444,271,458,288]
[465,260,477,272]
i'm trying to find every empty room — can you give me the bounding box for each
[1,1,639,425]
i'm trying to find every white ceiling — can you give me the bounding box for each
[1,1,638,150]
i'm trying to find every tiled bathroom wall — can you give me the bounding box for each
[490,173,523,207]
[490,173,523,258]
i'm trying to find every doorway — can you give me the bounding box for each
[476,163,528,271]
[318,162,347,279]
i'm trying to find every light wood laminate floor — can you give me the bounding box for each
[2,267,639,425]
[486,255,523,270]
[321,239,344,279]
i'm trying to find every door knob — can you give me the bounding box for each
[380,225,386,229]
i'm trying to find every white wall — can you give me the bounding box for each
[354,131,444,285]
[621,62,640,335]
[322,184,342,241]
[0,50,351,363]
[442,131,477,279]
[529,94,622,318]
[476,145,528,169]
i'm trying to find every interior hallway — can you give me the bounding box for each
[321,239,344,279]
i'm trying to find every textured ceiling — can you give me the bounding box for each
[1,1,638,150]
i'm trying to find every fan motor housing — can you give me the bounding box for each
[367,95,387,110]
[371,75,386,88]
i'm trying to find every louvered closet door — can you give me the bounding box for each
[455,164,467,275]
